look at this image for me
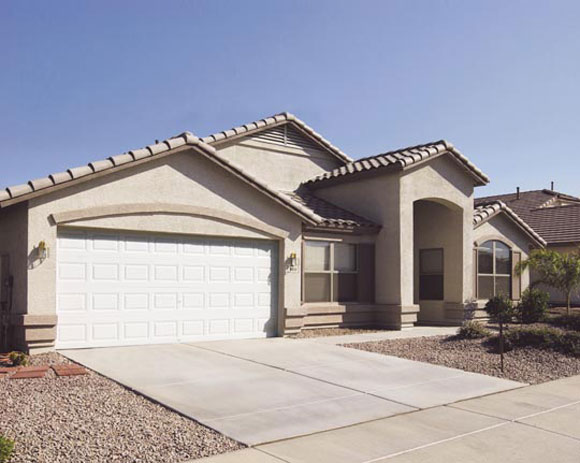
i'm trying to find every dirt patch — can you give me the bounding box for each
[0,353,243,463]
[344,335,580,385]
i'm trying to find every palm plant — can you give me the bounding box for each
[517,248,580,315]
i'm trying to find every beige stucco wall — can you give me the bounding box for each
[309,174,400,304]
[473,213,533,300]
[413,200,464,323]
[215,139,342,191]
[0,202,28,314]
[311,155,477,325]
[25,148,304,337]
[400,157,475,309]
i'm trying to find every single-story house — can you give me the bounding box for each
[0,113,547,352]
[476,189,580,305]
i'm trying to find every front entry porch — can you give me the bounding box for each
[413,198,473,325]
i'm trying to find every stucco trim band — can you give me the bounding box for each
[50,204,290,239]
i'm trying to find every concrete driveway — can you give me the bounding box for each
[62,338,522,445]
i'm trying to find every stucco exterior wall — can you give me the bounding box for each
[400,157,475,311]
[25,149,304,343]
[216,139,342,191]
[312,155,477,326]
[310,174,400,303]
[0,202,28,314]
[473,214,533,299]
[413,200,464,323]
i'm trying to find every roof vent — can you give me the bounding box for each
[551,181,554,191]
[516,186,520,200]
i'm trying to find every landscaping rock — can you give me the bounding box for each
[345,335,580,385]
[0,352,243,463]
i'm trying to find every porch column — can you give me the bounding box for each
[443,205,476,323]
[374,197,419,329]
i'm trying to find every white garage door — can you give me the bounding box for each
[56,229,278,348]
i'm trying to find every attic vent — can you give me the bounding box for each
[250,124,323,152]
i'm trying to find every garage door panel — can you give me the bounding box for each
[56,230,278,348]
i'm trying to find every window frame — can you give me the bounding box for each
[476,240,512,300]
[419,248,444,301]
[303,240,359,303]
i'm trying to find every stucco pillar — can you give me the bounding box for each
[444,203,476,323]
[374,196,419,329]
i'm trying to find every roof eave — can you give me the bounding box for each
[0,135,322,226]
[474,202,547,248]
[447,147,490,186]
[304,144,490,189]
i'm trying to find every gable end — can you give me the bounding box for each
[249,124,328,154]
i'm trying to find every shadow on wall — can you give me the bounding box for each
[28,241,49,270]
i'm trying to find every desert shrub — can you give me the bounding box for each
[0,435,14,463]
[506,326,580,357]
[485,295,514,324]
[457,321,491,339]
[549,314,580,331]
[515,288,549,324]
[9,351,29,366]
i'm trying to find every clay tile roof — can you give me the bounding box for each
[0,132,322,225]
[0,133,205,205]
[285,188,380,232]
[303,140,489,187]
[200,112,352,164]
[475,189,580,245]
[473,200,547,247]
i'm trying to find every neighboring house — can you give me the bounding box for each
[476,189,580,305]
[0,113,546,352]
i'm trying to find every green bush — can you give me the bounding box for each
[8,351,28,367]
[0,435,14,463]
[506,326,580,357]
[485,295,514,324]
[549,314,580,331]
[457,321,491,339]
[516,288,549,324]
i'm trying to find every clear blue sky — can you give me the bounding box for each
[2,0,579,196]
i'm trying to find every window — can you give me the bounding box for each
[304,241,358,303]
[419,249,444,300]
[477,240,511,299]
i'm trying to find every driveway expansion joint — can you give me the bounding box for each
[185,342,420,411]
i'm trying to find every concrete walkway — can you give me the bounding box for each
[62,337,520,446]
[199,374,580,463]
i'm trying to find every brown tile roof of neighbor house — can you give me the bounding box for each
[201,112,353,163]
[0,132,323,225]
[285,188,381,232]
[475,189,580,245]
[473,200,546,247]
[303,140,490,187]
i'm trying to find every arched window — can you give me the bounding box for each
[477,240,512,299]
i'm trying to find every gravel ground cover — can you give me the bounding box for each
[344,335,580,384]
[0,353,243,463]
[293,327,382,338]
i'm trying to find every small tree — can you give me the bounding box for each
[485,295,514,372]
[518,249,580,316]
